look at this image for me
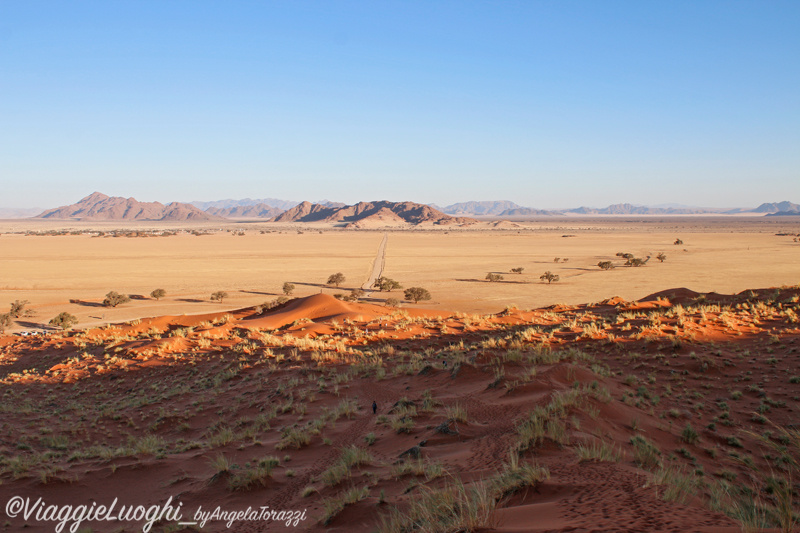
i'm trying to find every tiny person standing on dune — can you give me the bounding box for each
[372,400,377,414]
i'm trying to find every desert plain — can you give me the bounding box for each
[0,216,799,533]
[1,217,798,330]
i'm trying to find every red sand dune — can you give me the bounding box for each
[0,288,798,532]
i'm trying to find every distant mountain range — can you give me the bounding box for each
[205,204,284,219]
[22,194,800,222]
[436,201,526,216]
[753,201,800,214]
[274,201,475,227]
[0,207,43,219]
[36,192,223,221]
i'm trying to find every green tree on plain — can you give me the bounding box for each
[49,312,78,330]
[404,287,431,304]
[9,300,29,318]
[103,291,130,308]
[540,271,559,284]
[327,272,346,287]
[211,291,228,302]
[282,282,295,296]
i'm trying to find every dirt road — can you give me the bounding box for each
[361,232,388,294]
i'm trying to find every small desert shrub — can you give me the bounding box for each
[391,417,415,434]
[276,427,311,450]
[681,423,699,444]
[630,435,662,470]
[319,485,369,526]
[491,454,550,500]
[321,446,373,486]
[649,465,697,504]
[377,478,495,533]
[574,439,623,463]
[229,456,280,491]
[445,404,469,423]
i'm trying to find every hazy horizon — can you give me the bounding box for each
[5,190,797,215]
[2,1,798,209]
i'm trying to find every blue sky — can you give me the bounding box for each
[1,1,798,209]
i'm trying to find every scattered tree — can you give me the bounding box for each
[625,257,648,267]
[150,288,166,301]
[554,257,560,263]
[327,272,346,287]
[385,297,400,307]
[674,238,683,245]
[9,300,30,318]
[336,289,365,302]
[540,271,559,284]
[485,273,504,282]
[282,282,295,296]
[211,291,228,302]
[0,313,11,333]
[616,252,634,259]
[275,296,288,306]
[373,277,402,292]
[49,312,78,330]
[103,291,130,308]
[510,267,524,274]
[404,287,431,304]
[656,253,667,262]
[597,261,615,270]
[349,288,365,300]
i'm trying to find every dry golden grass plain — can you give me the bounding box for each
[1,217,798,330]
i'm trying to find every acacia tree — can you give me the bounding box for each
[486,273,504,282]
[597,261,614,270]
[373,277,402,292]
[674,238,683,245]
[656,253,667,262]
[540,271,559,284]
[49,312,78,330]
[510,267,524,274]
[103,291,130,308]
[150,288,166,301]
[9,300,29,318]
[385,297,400,307]
[404,287,431,303]
[0,313,11,333]
[346,288,365,302]
[282,282,295,296]
[211,291,228,302]
[327,272,346,287]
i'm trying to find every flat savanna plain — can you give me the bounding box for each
[0,217,798,331]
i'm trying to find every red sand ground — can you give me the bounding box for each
[1,289,799,532]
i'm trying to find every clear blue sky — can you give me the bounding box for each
[1,1,798,209]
